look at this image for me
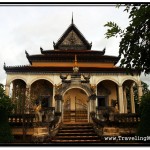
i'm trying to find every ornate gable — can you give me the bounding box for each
[61,30,84,46]
[53,21,92,50]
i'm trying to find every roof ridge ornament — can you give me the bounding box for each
[73,54,79,73]
[74,54,77,67]
[40,47,43,53]
[103,47,106,54]
[3,62,6,69]
[72,12,74,24]
[25,50,29,57]
[54,15,92,50]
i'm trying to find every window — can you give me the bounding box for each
[98,96,106,107]
[41,96,51,108]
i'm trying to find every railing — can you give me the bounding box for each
[49,112,61,130]
[114,113,140,128]
[91,112,140,127]
[91,112,105,127]
[49,112,61,140]
[8,112,61,129]
[8,114,35,127]
[90,112,104,136]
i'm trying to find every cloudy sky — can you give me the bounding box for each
[0,4,149,88]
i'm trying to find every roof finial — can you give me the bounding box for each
[74,54,77,67]
[72,12,74,24]
[25,50,29,56]
[40,47,43,53]
[3,62,6,68]
[73,54,79,73]
[103,47,106,53]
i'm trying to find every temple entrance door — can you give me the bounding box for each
[75,97,88,122]
[63,88,88,123]
[63,98,71,122]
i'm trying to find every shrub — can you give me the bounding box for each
[0,84,14,143]
[137,92,150,137]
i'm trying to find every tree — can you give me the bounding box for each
[141,81,150,95]
[0,83,14,143]
[104,4,150,74]
[125,81,149,113]
[137,92,150,137]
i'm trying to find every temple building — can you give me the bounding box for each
[4,17,143,124]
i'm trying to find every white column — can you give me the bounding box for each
[89,94,96,113]
[92,100,96,112]
[59,100,62,113]
[88,100,90,122]
[57,100,62,112]
[130,85,135,113]
[91,99,96,112]
[90,100,93,112]
[52,85,55,107]
[123,87,128,113]
[5,84,10,96]
[118,85,124,113]
[55,100,60,112]
[88,100,90,123]
[55,95,62,113]
[25,85,31,114]
[138,85,143,103]
[93,99,96,112]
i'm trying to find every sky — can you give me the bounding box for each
[0,4,149,88]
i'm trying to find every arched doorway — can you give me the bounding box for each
[97,80,118,109]
[97,80,119,120]
[122,79,139,113]
[63,88,88,123]
[30,79,53,109]
[10,79,26,114]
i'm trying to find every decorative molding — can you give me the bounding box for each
[54,94,62,100]
[89,94,97,100]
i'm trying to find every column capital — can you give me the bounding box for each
[118,85,123,88]
[89,94,96,100]
[26,84,31,88]
[54,94,62,100]
[138,85,143,88]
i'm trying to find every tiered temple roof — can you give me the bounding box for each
[4,17,134,74]
[4,65,135,74]
[26,49,119,65]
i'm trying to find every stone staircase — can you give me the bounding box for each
[51,123,101,143]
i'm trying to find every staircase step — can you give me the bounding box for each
[51,139,101,143]
[50,123,101,143]
[57,133,97,136]
[63,123,92,125]
[54,136,99,139]
[62,124,92,127]
[58,129,94,133]
[60,126,93,129]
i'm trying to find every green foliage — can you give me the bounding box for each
[0,118,14,143]
[104,22,122,38]
[104,4,150,74]
[133,81,149,113]
[0,83,14,113]
[125,81,149,113]
[0,83,14,143]
[137,92,150,136]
